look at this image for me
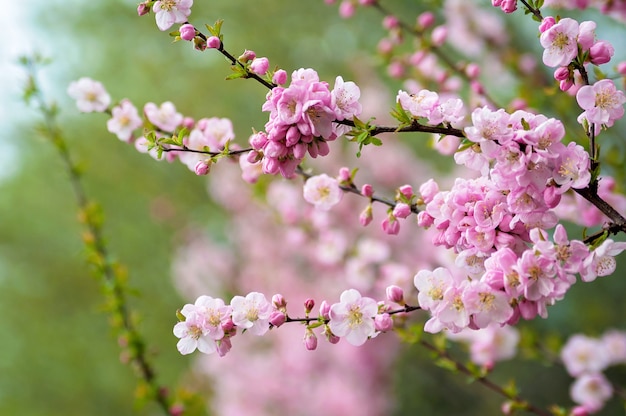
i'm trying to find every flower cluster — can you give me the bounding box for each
[174,289,400,356]
[561,330,626,414]
[396,88,465,127]
[247,69,362,178]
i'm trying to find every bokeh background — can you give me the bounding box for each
[2,0,626,415]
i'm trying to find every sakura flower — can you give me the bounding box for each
[173,297,227,355]
[153,0,193,31]
[67,77,111,113]
[230,292,272,336]
[581,239,626,282]
[144,101,183,132]
[570,373,613,414]
[303,174,343,211]
[576,79,626,135]
[561,334,610,377]
[328,289,378,346]
[331,76,362,121]
[539,17,580,67]
[552,142,591,193]
[106,99,142,142]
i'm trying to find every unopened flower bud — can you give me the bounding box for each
[374,313,393,332]
[553,66,570,81]
[272,294,287,309]
[386,285,405,305]
[431,25,447,47]
[589,40,614,65]
[617,61,626,76]
[216,337,232,357]
[359,204,373,227]
[393,203,411,219]
[137,2,150,16]
[338,166,351,182]
[398,184,413,199]
[269,311,286,327]
[207,36,221,49]
[169,404,185,416]
[383,15,399,30]
[179,24,195,41]
[361,184,374,198]
[238,49,256,63]
[304,298,315,314]
[382,215,400,235]
[194,160,211,176]
[272,69,287,85]
[324,325,341,344]
[319,300,331,320]
[538,16,555,33]
[250,57,270,75]
[304,329,318,351]
[416,211,434,228]
[417,11,435,29]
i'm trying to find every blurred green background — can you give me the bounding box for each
[2,0,626,415]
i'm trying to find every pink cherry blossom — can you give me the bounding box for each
[561,334,611,376]
[303,174,343,211]
[67,77,111,113]
[152,0,192,31]
[570,373,613,413]
[328,289,378,346]
[144,101,183,132]
[581,239,626,282]
[230,292,273,336]
[576,79,626,135]
[539,17,580,67]
[106,99,142,142]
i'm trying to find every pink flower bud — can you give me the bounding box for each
[169,404,185,416]
[386,285,405,304]
[272,69,288,85]
[392,203,411,219]
[617,61,626,75]
[269,311,286,327]
[387,60,405,79]
[543,186,561,208]
[419,179,439,203]
[383,15,399,30]
[238,49,256,63]
[304,329,318,351]
[206,36,221,49]
[216,337,232,357]
[359,0,376,5]
[137,2,150,16]
[182,117,195,130]
[398,184,413,199]
[272,294,287,309]
[250,57,270,75]
[324,326,341,344]
[417,11,435,29]
[465,63,480,79]
[249,131,268,149]
[338,166,351,182]
[377,38,394,55]
[589,41,614,65]
[319,300,331,320]
[339,1,355,18]
[374,313,393,332]
[470,80,485,94]
[304,298,315,313]
[359,204,373,227]
[361,183,374,197]
[382,216,400,235]
[221,318,235,333]
[571,406,589,416]
[416,211,434,228]
[179,24,195,41]
[553,66,570,81]
[538,16,555,33]
[431,25,447,47]
[559,78,574,92]
[194,160,211,176]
